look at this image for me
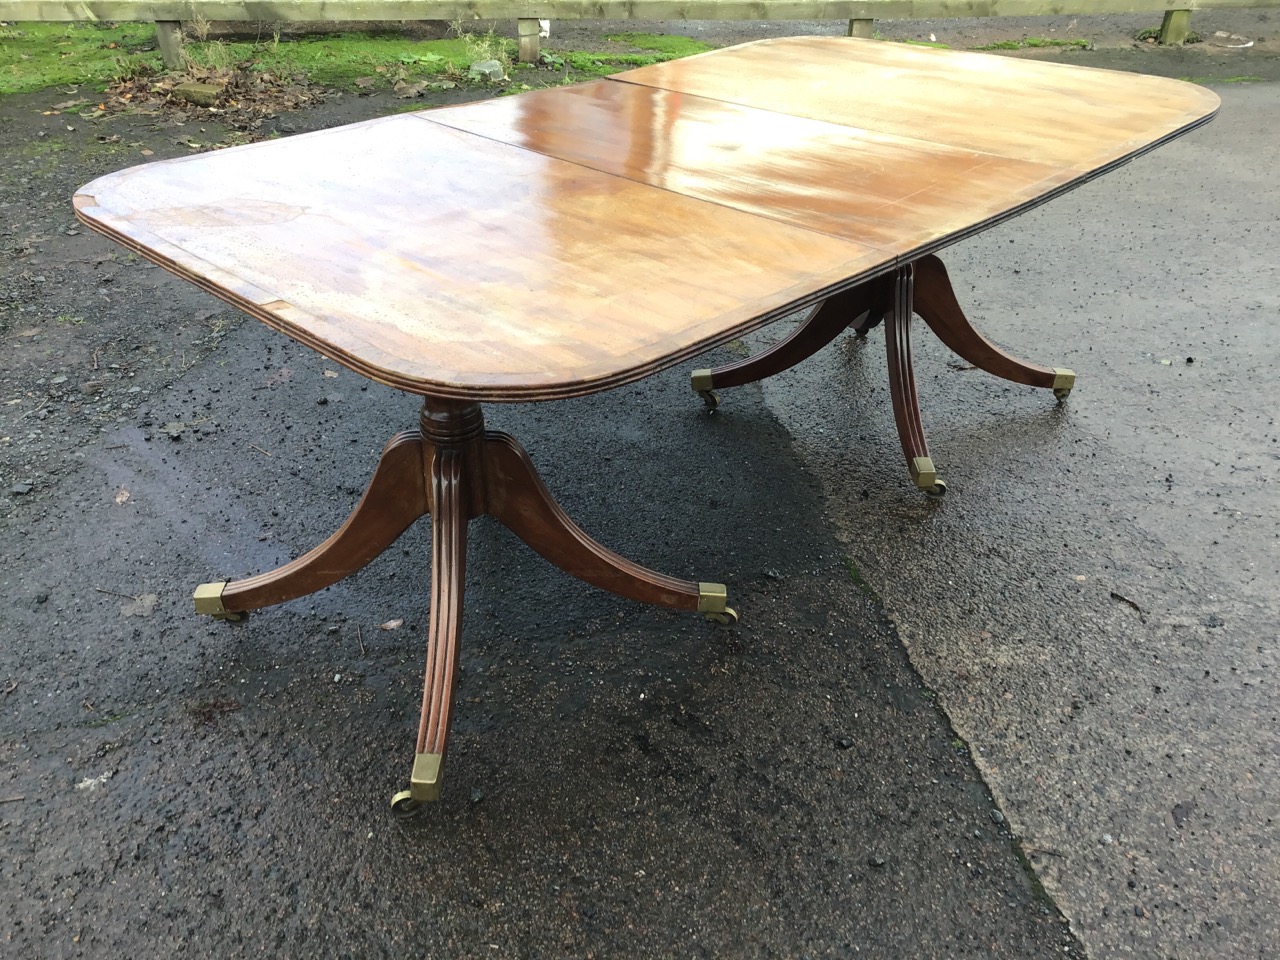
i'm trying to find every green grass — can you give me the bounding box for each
[977,37,1091,51]
[843,556,882,605]
[2,23,715,96]
[1179,75,1263,84]
[0,22,164,94]
[182,34,500,88]
[560,51,670,77]
[563,34,714,78]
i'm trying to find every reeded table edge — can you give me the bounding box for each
[72,190,888,401]
[72,39,1220,403]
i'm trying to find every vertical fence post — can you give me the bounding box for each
[155,20,184,69]
[517,18,541,63]
[1158,9,1191,44]
[847,18,876,38]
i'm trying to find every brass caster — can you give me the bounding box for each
[193,581,248,622]
[853,308,884,339]
[704,607,739,625]
[1052,368,1076,402]
[690,369,719,410]
[390,789,424,820]
[910,457,943,495]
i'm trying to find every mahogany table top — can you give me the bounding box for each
[73,38,1218,401]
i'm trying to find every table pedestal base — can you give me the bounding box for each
[194,398,735,811]
[691,254,1075,494]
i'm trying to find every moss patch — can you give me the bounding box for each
[843,556,882,605]
[1179,75,1263,84]
[557,34,714,78]
[3,23,714,96]
[181,34,494,89]
[0,22,165,94]
[977,37,1091,51]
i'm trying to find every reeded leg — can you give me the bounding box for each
[913,254,1075,399]
[885,264,947,497]
[483,433,733,620]
[197,396,736,810]
[690,278,893,408]
[390,445,470,816]
[193,431,428,619]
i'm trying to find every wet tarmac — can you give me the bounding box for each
[1,36,1275,960]
[758,83,1279,958]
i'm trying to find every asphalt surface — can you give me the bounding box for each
[756,83,1280,957]
[1,24,1276,960]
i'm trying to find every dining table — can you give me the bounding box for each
[73,36,1219,813]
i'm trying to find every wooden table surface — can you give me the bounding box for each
[74,37,1218,401]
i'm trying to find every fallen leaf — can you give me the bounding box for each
[114,487,131,505]
[380,619,404,631]
[392,80,426,98]
[121,594,158,617]
[75,771,115,791]
[263,367,294,387]
[140,148,154,156]
[323,369,340,378]
[354,76,376,88]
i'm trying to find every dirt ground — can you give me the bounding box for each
[0,13,1275,959]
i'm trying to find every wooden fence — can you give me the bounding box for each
[3,0,1269,66]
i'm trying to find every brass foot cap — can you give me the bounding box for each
[1052,368,1076,399]
[193,581,247,621]
[909,457,938,490]
[193,581,227,616]
[690,369,715,392]
[697,582,729,614]
[410,752,443,803]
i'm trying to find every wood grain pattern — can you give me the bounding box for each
[429,81,1074,255]
[615,37,1219,172]
[74,38,1218,402]
[912,254,1060,388]
[417,445,467,759]
[484,433,704,611]
[883,264,934,478]
[703,278,893,390]
[219,431,427,613]
[74,116,881,401]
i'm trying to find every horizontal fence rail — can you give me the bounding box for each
[4,0,1273,16]
[3,0,1270,65]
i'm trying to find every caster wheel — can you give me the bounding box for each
[924,479,948,498]
[705,607,739,625]
[1053,387,1073,402]
[853,309,885,339]
[217,610,250,624]
[698,389,720,411]
[390,789,423,820]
